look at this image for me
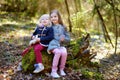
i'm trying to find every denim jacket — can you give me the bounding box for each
[47,24,70,53]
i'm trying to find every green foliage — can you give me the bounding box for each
[67,59,80,69]
[21,48,53,72]
[41,51,53,69]
[81,68,103,80]
[0,0,38,16]
[69,36,83,56]
[25,0,38,16]
[57,0,64,3]
[67,37,86,68]
[89,28,101,35]
[71,12,85,36]
[22,48,35,72]
[70,40,79,56]
[71,10,92,37]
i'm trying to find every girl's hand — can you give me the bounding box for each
[35,38,40,42]
[32,35,38,40]
[32,36,35,39]
[60,35,65,42]
[29,38,40,46]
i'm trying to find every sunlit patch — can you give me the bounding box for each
[17,30,31,37]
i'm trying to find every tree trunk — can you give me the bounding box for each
[111,0,118,54]
[93,0,114,48]
[64,0,72,32]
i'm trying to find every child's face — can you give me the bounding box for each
[50,13,59,24]
[40,17,50,26]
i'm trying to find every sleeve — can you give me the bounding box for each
[40,27,54,41]
[64,27,70,42]
[32,26,38,36]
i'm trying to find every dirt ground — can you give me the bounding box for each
[0,40,120,80]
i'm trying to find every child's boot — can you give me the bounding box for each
[33,63,44,73]
[51,72,60,78]
[60,70,66,76]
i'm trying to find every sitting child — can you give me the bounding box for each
[47,10,70,78]
[17,14,54,73]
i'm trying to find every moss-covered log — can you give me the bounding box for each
[66,33,97,68]
[21,33,97,72]
[21,48,53,73]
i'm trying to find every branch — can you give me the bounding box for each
[93,0,114,48]
[105,0,120,12]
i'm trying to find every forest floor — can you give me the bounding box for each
[0,34,120,80]
[0,13,120,80]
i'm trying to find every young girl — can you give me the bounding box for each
[17,14,54,73]
[47,10,70,78]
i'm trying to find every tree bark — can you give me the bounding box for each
[64,0,72,32]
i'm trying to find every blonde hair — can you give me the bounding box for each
[37,14,52,27]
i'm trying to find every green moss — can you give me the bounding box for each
[69,39,81,56]
[81,68,104,80]
[42,51,53,69]
[22,48,35,72]
[21,48,53,72]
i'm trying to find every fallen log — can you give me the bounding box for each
[21,33,97,72]
[67,33,97,65]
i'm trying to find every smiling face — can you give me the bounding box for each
[40,17,50,26]
[50,12,59,24]
[39,14,50,26]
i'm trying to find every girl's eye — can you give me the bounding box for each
[51,16,53,18]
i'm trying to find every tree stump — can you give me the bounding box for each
[21,33,97,72]
[67,33,97,67]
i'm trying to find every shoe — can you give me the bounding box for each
[17,62,22,71]
[60,70,66,76]
[51,72,60,78]
[33,63,44,73]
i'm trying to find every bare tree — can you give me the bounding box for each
[64,0,72,32]
[111,0,118,54]
[93,0,114,48]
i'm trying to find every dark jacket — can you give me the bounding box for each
[32,25,54,46]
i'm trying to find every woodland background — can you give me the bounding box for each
[0,0,120,80]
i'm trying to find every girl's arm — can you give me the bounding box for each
[31,26,38,39]
[32,26,38,36]
[63,27,70,42]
